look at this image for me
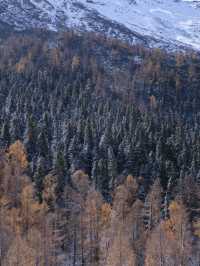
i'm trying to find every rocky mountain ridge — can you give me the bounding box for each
[1,0,200,50]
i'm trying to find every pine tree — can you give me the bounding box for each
[1,122,10,148]
[107,146,118,190]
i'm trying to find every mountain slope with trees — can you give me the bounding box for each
[0,141,199,265]
[0,30,200,265]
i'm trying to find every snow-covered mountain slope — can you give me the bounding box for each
[1,0,200,50]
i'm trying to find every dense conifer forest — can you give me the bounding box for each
[0,30,200,265]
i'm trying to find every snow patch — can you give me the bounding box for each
[1,0,200,50]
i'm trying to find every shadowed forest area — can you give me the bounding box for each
[0,30,200,265]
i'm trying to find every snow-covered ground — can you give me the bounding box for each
[1,0,200,50]
[79,0,200,49]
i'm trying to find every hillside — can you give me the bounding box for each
[0,30,200,265]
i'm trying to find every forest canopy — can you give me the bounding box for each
[0,30,199,265]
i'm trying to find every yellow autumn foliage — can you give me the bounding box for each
[3,235,38,266]
[168,200,182,220]
[8,140,28,170]
[126,174,135,186]
[15,56,29,73]
[162,219,175,240]
[101,203,111,226]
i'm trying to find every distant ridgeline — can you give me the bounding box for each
[0,29,200,201]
